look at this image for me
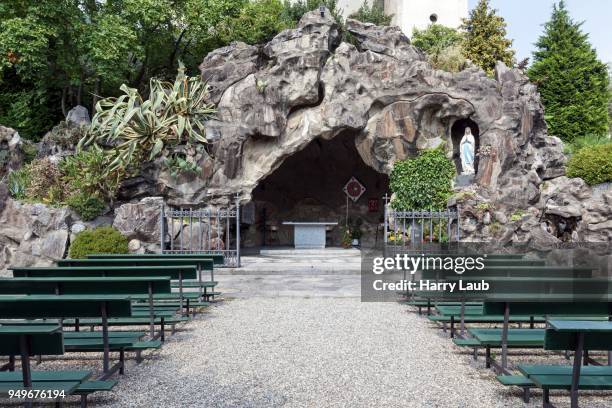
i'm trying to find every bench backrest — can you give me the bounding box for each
[58,258,214,270]
[0,332,64,356]
[0,297,132,319]
[12,266,197,280]
[0,278,171,296]
[420,266,594,280]
[484,301,612,316]
[545,329,612,351]
[87,253,225,265]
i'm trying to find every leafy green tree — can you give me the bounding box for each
[411,24,465,71]
[411,24,462,55]
[527,1,609,142]
[349,0,392,26]
[461,0,515,75]
[221,0,291,44]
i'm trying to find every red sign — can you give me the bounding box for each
[368,198,379,212]
[343,177,366,202]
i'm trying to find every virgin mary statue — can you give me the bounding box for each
[460,127,475,175]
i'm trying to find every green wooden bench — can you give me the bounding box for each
[482,298,612,374]
[57,258,218,298]
[0,275,172,339]
[0,295,132,378]
[0,325,116,407]
[498,322,612,408]
[11,266,197,318]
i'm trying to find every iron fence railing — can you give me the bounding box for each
[160,198,240,267]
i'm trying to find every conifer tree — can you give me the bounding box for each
[461,0,515,75]
[528,1,609,142]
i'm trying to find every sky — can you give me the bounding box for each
[467,0,612,64]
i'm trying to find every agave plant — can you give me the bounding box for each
[78,62,216,176]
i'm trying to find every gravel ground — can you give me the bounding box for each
[3,295,612,407]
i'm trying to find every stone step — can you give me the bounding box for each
[258,248,361,257]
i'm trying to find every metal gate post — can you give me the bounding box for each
[235,194,241,267]
[383,194,388,246]
[159,204,165,254]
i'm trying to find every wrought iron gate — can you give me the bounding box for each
[383,197,460,254]
[160,199,241,267]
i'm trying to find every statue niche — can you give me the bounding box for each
[451,119,480,176]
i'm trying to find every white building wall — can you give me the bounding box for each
[293,0,468,38]
[385,0,468,35]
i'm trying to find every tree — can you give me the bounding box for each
[220,0,291,45]
[411,24,465,71]
[527,1,609,142]
[282,0,344,26]
[349,0,392,26]
[461,0,515,75]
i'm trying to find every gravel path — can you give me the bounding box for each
[83,294,608,408]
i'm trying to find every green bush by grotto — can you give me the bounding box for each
[390,147,456,210]
[65,193,106,222]
[566,144,612,186]
[69,226,129,259]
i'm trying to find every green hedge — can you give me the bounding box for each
[566,143,612,185]
[69,226,129,259]
[390,147,456,210]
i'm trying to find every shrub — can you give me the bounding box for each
[66,192,106,221]
[566,143,612,185]
[431,45,467,73]
[564,134,611,155]
[7,167,31,200]
[69,226,129,259]
[390,147,456,210]
[20,141,38,164]
[22,158,64,203]
[60,147,122,203]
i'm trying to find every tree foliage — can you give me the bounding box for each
[390,148,456,210]
[460,0,515,75]
[411,24,465,72]
[349,1,392,26]
[527,1,609,142]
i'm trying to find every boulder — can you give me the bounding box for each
[65,105,91,126]
[112,197,163,243]
[0,198,72,271]
[0,126,24,179]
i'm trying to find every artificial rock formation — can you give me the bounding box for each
[150,11,564,211]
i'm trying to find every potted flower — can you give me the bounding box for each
[341,227,352,248]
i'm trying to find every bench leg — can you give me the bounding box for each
[472,347,478,361]
[450,316,455,339]
[543,388,550,408]
[485,346,491,369]
[136,350,143,364]
[583,350,589,366]
[9,355,15,371]
[522,387,530,403]
[161,317,165,342]
[80,394,88,408]
[119,349,125,375]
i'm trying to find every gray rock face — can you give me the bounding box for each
[112,197,163,243]
[0,199,73,273]
[0,126,24,179]
[65,105,91,126]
